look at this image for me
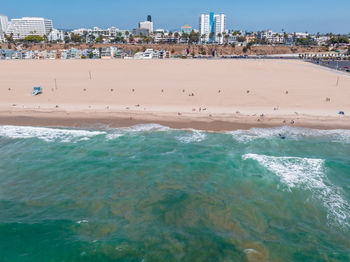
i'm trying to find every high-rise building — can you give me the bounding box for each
[0,15,8,33]
[199,13,226,44]
[139,16,153,33]
[0,15,8,41]
[6,17,53,40]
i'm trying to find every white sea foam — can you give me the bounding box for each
[76,220,89,224]
[105,133,124,140]
[0,125,106,142]
[228,126,350,144]
[0,124,172,143]
[176,129,206,143]
[243,249,260,256]
[243,153,350,228]
[123,123,171,132]
[104,124,171,140]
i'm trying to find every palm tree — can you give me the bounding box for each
[224,34,229,44]
[43,34,48,43]
[216,33,222,44]
[201,34,206,43]
[209,32,215,42]
[174,32,180,43]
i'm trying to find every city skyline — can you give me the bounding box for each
[1,0,350,33]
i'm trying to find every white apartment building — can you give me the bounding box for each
[199,13,226,44]
[214,14,225,43]
[199,14,210,42]
[258,30,285,44]
[139,21,153,33]
[313,36,330,46]
[0,15,9,41]
[258,30,274,42]
[48,29,64,42]
[72,28,92,35]
[6,17,53,40]
[0,15,8,33]
[73,27,120,38]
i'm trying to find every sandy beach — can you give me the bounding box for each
[0,59,349,130]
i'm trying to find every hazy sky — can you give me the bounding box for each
[1,0,350,33]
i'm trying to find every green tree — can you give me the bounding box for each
[24,35,44,43]
[328,36,349,45]
[236,36,246,43]
[209,32,215,40]
[181,32,189,43]
[95,35,104,43]
[296,37,314,46]
[189,30,200,44]
[71,33,82,43]
[224,34,230,44]
[246,41,254,50]
[217,33,222,39]
[4,33,14,43]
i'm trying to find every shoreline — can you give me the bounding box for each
[0,111,349,131]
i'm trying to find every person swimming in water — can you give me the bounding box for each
[279,134,286,140]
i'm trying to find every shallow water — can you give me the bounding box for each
[0,124,349,262]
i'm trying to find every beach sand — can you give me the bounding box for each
[0,59,349,131]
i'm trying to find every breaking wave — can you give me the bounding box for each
[122,123,171,132]
[243,153,350,228]
[0,124,172,143]
[0,125,106,142]
[229,126,350,144]
[176,129,206,143]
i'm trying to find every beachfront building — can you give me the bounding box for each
[48,29,64,42]
[0,15,8,41]
[139,21,153,33]
[71,27,121,43]
[313,36,331,46]
[133,28,149,37]
[199,13,226,44]
[139,15,153,33]
[6,17,53,40]
[258,30,285,44]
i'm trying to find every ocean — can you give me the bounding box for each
[0,124,349,262]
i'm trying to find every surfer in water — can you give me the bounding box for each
[279,134,286,140]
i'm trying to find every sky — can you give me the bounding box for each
[1,0,350,33]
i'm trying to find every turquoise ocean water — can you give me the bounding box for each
[0,124,349,262]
